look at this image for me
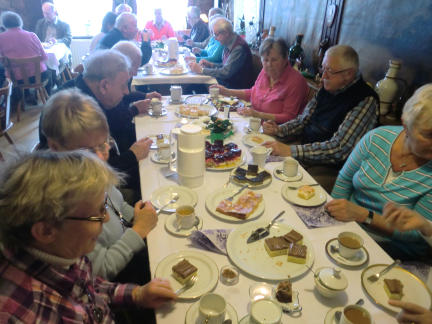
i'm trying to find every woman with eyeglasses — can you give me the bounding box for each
[41,88,157,284]
[0,150,176,323]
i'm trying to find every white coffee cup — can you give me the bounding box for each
[283,157,299,177]
[250,146,272,169]
[340,304,372,324]
[210,87,220,99]
[197,293,226,324]
[249,117,261,132]
[170,85,182,103]
[337,232,364,259]
[144,64,153,74]
[250,299,282,324]
[175,205,196,230]
[151,98,162,115]
[158,143,170,161]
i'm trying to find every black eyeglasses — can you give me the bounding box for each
[319,66,352,76]
[65,196,108,223]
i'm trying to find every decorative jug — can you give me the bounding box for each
[375,60,402,116]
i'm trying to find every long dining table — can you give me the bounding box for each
[135,97,398,323]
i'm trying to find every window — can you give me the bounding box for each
[55,0,188,37]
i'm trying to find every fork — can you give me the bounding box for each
[286,183,320,190]
[367,259,400,282]
[156,194,179,215]
[175,275,197,295]
[226,184,248,201]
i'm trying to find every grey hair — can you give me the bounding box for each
[0,150,119,251]
[115,12,136,29]
[188,6,201,19]
[115,3,132,15]
[401,83,432,130]
[325,45,359,72]
[209,8,224,18]
[212,17,233,34]
[1,11,23,29]
[259,38,289,60]
[42,88,109,148]
[83,49,130,81]
[112,41,141,63]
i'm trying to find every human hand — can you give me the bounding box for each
[199,59,213,68]
[262,141,291,156]
[132,278,177,309]
[188,62,203,74]
[209,84,228,96]
[238,107,254,117]
[145,91,162,100]
[133,99,151,114]
[132,200,158,238]
[130,137,153,161]
[262,120,279,135]
[383,202,432,235]
[73,63,84,74]
[185,39,194,47]
[389,300,432,324]
[192,47,201,54]
[325,199,368,222]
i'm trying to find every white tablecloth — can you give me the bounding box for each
[43,43,71,74]
[135,97,397,323]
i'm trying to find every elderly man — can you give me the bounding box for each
[183,6,209,43]
[97,12,151,66]
[35,2,71,47]
[145,8,175,41]
[189,17,253,89]
[262,45,379,192]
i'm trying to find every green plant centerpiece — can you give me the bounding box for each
[206,116,234,142]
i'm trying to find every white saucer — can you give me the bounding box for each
[150,151,176,164]
[164,214,202,237]
[324,306,343,324]
[148,108,167,117]
[325,238,369,268]
[185,300,238,324]
[273,166,303,182]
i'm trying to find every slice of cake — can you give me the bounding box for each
[283,230,303,245]
[216,190,263,220]
[287,244,307,264]
[264,236,290,257]
[384,279,404,300]
[275,280,292,303]
[172,259,198,284]
[297,185,315,200]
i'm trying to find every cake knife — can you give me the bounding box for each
[247,211,285,244]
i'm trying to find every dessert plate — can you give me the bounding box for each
[148,108,167,117]
[227,222,314,280]
[154,250,218,300]
[205,187,265,222]
[206,152,245,171]
[273,166,303,182]
[186,300,238,324]
[281,182,327,207]
[361,264,432,313]
[175,104,218,119]
[150,185,198,213]
[159,67,188,75]
[242,133,274,147]
[150,151,176,164]
[325,238,369,268]
[272,288,301,312]
[230,165,272,189]
[165,214,202,237]
[324,306,344,324]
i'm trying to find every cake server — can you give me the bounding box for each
[247,211,285,244]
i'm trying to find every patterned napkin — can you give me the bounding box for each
[188,229,232,255]
[291,204,343,228]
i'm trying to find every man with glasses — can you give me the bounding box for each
[262,45,379,192]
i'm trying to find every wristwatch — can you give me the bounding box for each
[363,210,374,225]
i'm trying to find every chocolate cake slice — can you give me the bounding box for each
[172,259,198,284]
[264,236,290,257]
[287,244,307,264]
[283,230,303,245]
[276,280,292,303]
[384,278,404,300]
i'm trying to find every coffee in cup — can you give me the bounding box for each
[337,232,364,259]
[249,117,261,132]
[157,143,170,161]
[250,299,282,324]
[283,157,298,177]
[175,205,196,230]
[340,304,372,324]
[197,293,226,324]
[170,85,182,103]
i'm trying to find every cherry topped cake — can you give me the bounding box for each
[205,140,242,168]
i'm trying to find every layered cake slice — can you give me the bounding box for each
[287,244,307,264]
[264,236,290,257]
[216,190,263,220]
[283,230,303,245]
[384,278,404,300]
[275,280,293,303]
[297,185,315,200]
[172,259,198,284]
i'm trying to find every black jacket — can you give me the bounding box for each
[35,18,72,47]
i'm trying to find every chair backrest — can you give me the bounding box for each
[3,56,45,87]
[0,78,12,132]
[251,53,263,83]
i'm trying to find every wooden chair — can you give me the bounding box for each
[251,53,263,83]
[3,56,49,122]
[0,79,15,152]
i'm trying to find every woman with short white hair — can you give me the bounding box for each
[327,83,432,261]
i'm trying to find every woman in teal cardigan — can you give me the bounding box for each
[192,36,223,63]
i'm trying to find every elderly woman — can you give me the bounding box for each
[327,83,432,260]
[0,150,176,322]
[211,38,308,123]
[41,88,156,282]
